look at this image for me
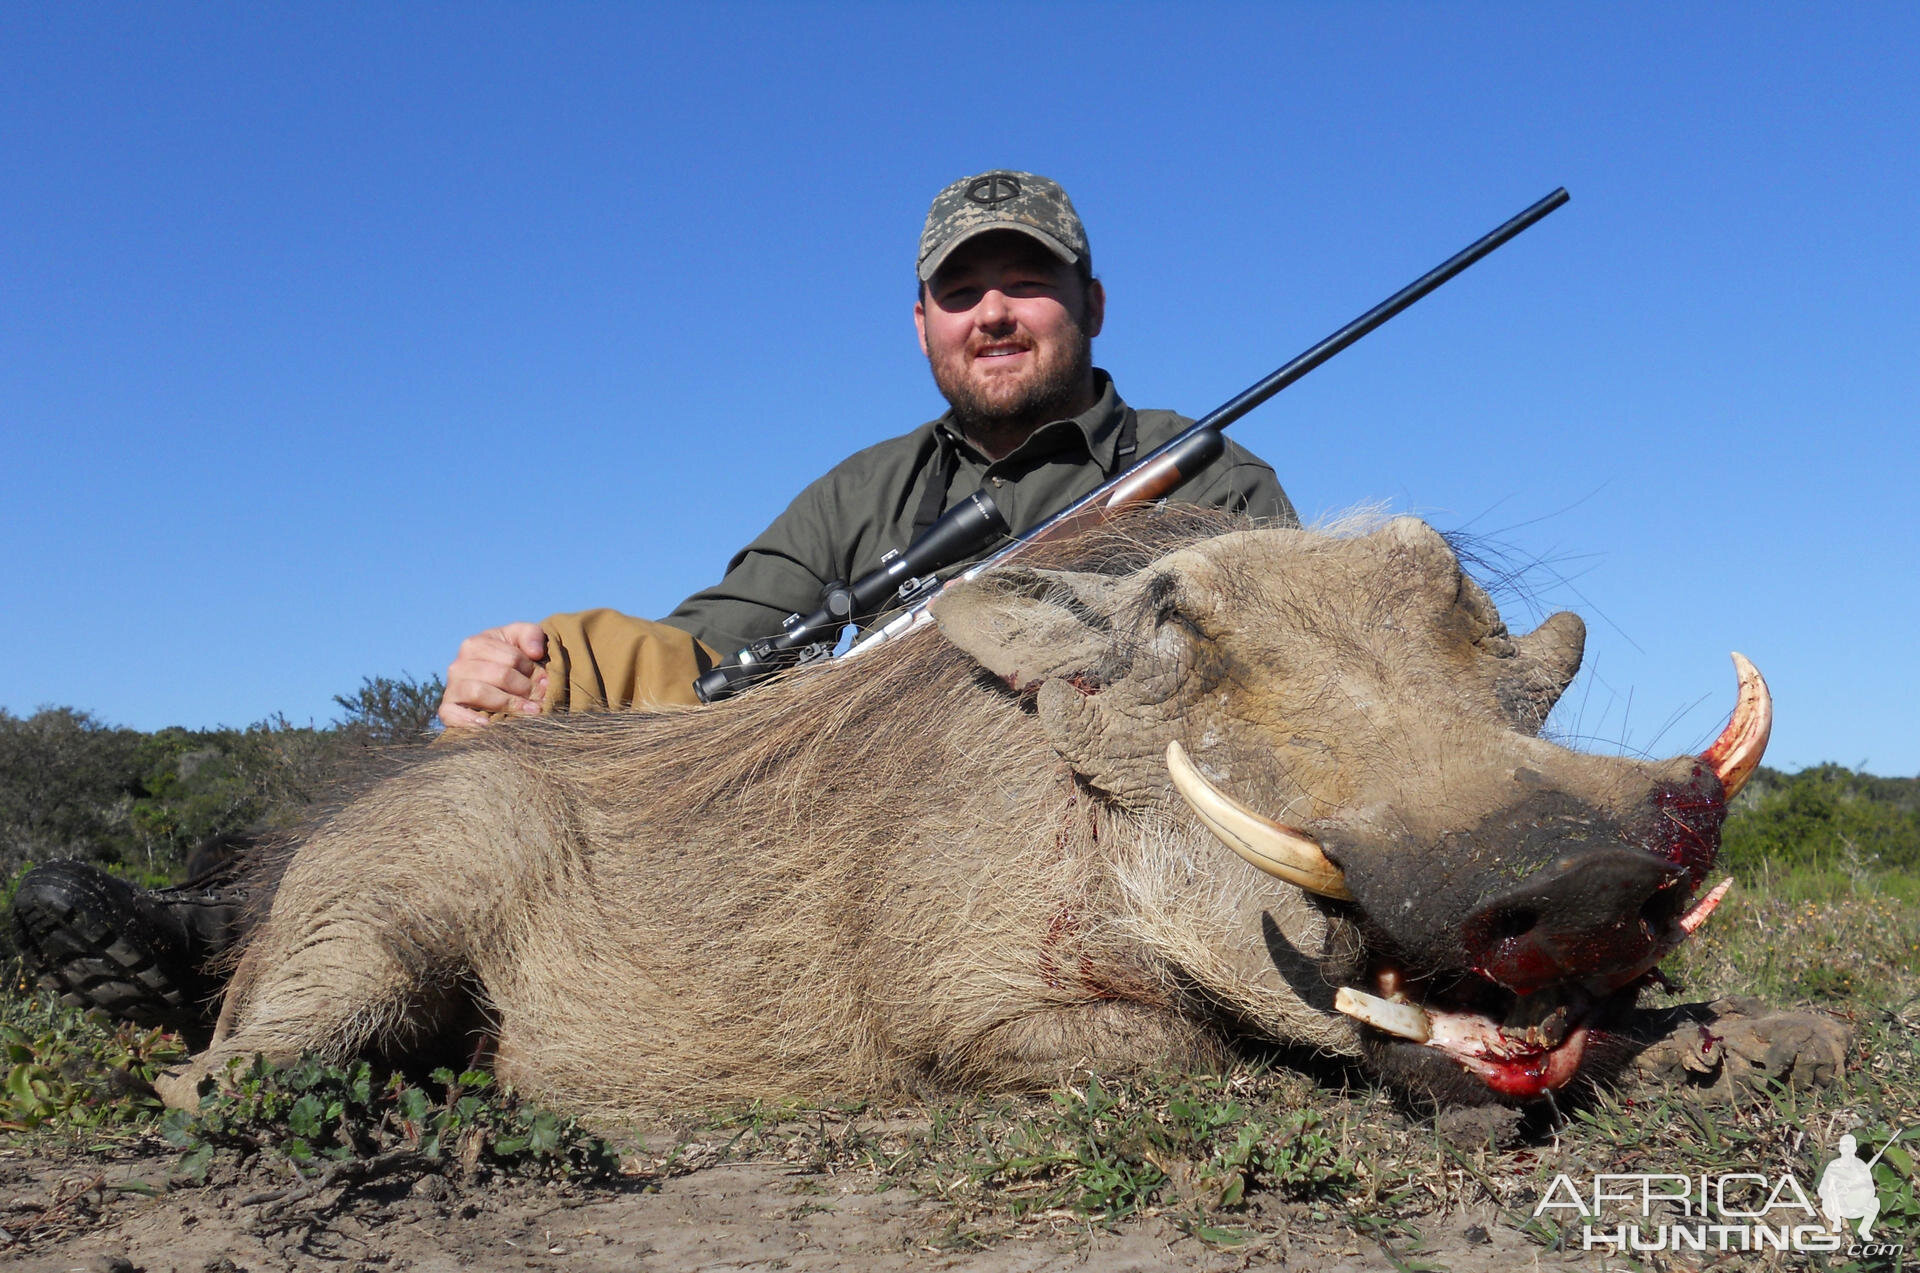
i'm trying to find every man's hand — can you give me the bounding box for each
[438,623,551,728]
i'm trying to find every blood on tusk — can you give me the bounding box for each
[1700,653,1772,801]
[1679,877,1734,936]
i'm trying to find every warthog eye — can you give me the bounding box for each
[1042,581,1114,633]
[1145,572,1209,640]
[1167,609,1209,641]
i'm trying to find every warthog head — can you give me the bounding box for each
[933,515,1768,1105]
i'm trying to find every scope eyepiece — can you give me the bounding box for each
[852,491,1007,614]
[695,489,1009,703]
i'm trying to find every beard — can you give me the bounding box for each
[930,320,1096,452]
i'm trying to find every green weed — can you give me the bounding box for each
[161,1055,623,1186]
[0,981,186,1131]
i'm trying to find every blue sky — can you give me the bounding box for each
[3,3,1915,775]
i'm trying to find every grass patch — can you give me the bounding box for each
[1665,862,1920,1008]
[895,1071,1359,1222]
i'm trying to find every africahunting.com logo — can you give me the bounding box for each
[1533,1127,1908,1258]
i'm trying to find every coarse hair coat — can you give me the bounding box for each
[183,508,1360,1116]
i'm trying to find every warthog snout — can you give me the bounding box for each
[1461,845,1688,997]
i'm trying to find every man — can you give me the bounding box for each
[13,170,1295,1032]
[441,170,1291,725]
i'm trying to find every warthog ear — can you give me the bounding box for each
[930,565,1123,687]
[1373,519,1587,734]
[934,565,1181,807]
[1497,611,1586,733]
[1453,573,1583,731]
[1375,517,1464,596]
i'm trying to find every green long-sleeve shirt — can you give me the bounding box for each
[663,371,1296,654]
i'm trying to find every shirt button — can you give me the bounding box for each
[991,476,1004,487]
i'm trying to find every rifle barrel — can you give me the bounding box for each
[1191,187,1569,436]
[967,187,1571,564]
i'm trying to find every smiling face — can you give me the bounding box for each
[914,230,1105,459]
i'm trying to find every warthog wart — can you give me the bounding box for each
[158,509,1830,1115]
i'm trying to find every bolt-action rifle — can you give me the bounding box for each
[694,187,1569,703]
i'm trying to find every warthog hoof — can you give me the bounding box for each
[1628,996,1850,1097]
[153,1059,217,1113]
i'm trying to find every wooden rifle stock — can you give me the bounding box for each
[999,426,1227,556]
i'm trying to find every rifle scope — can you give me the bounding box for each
[693,490,1009,702]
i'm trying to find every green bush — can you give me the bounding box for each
[0,708,147,880]
[1721,764,1920,876]
[0,674,444,886]
[0,986,187,1130]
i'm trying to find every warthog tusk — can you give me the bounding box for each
[1335,986,1431,1043]
[1165,741,1355,900]
[1678,877,1734,936]
[1700,652,1771,801]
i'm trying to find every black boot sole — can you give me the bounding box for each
[10,860,212,1032]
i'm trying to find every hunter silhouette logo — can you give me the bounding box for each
[1534,1128,1911,1257]
[1819,1129,1905,1240]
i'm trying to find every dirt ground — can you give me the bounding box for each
[0,1138,1634,1273]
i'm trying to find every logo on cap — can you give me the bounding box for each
[965,175,1021,206]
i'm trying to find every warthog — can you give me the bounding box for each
[159,512,1824,1114]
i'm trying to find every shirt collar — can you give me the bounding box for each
[933,370,1128,470]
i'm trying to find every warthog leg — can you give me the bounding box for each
[154,903,477,1111]
[152,751,557,1112]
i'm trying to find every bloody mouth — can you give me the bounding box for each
[1339,967,1607,1099]
[1337,878,1730,1100]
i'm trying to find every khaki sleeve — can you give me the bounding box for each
[537,609,720,713]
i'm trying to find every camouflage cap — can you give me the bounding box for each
[917,170,1090,282]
